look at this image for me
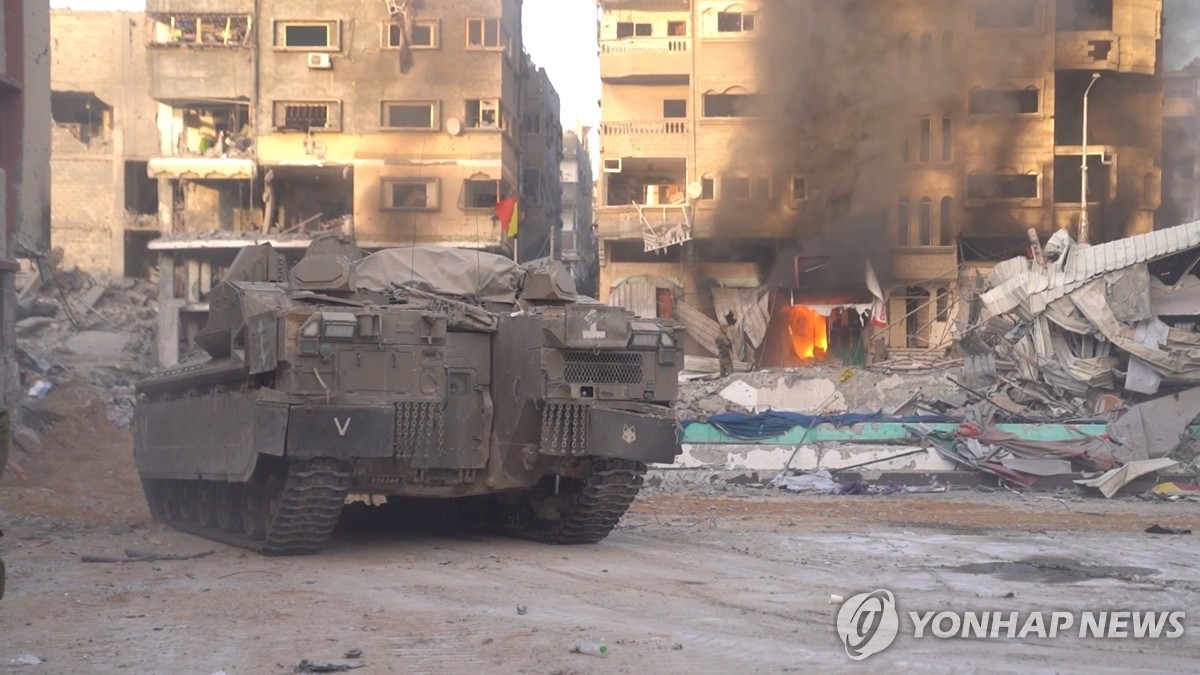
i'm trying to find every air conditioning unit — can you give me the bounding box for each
[307,53,332,69]
[603,158,622,174]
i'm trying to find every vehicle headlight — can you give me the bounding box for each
[630,332,659,349]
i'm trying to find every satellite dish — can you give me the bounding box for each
[446,117,463,136]
[686,182,703,200]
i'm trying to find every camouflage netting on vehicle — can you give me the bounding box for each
[355,247,524,305]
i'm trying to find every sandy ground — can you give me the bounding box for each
[2,384,1199,673]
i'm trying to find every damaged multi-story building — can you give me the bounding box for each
[2,0,51,408]
[560,128,598,296]
[116,0,562,366]
[518,58,563,263]
[50,10,160,278]
[595,0,1167,368]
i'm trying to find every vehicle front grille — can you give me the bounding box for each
[563,351,643,384]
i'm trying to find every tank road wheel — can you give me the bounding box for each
[242,468,286,540]
[177,481,201,523]
[215,483,242,533]
[162,481,184,521]
[196,482,219,528]
[507,459,647,544]
[141,479,167,522]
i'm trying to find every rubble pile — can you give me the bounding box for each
[957,222,1200,417]
[675,361,964,419]
[15,262,158,427]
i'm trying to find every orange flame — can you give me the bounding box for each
[786,306,829,361]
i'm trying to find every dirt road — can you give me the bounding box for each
[2,487,1198,674]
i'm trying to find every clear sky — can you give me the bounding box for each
[49,0,600,129]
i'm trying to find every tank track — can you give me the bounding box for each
[508,458,647,544]
[143,459,351,556]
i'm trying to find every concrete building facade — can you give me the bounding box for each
[595,0,1165,365]
[2,0,52,408]
[50,10,160,278]
[140,0,561,365]
[560,128,597,296]
[518,60,562,263]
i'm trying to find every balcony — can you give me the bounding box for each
[891,247,958,283]
[600,38,690,83]
[599,119,690,156]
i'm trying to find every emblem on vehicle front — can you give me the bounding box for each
[622,425,637,444]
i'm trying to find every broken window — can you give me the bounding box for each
[668,21,687,36]
[905,287,931,348]
[975,0,1037,29]
[919,118,932,163]
[169,103,252,156]
[940,197,954,245]
[919,32,934,74]
[124,161,158,216]
[723,175,751,200]
[663,99,687,119]
[616,22,633,38]
[273,101,339,132]
[465,99,500,129]
[941,117,953,162]
[897,34,911,74]
[935,287,951,322]
[755,176,771,200]
[1087,39,1112,61]
[717,12,755,33]
[791,176,808,203]
[50,91,111,144]
[919,197,933,245]
[701,176,715,200]
[1053,155,1109,203]
[1166,79,1197,100]
[463,179,501,209]
[703,93,757,118]
[967,173,1039,200]
[386,20,437,48]
[897,198,911,245]
[382,102,437,129]
[634,23,653,37]
[968,88,1040,115]
[276,21,338,49]
[382,179,438,211]
[467,18,501,48]
[522,168,542,205]
[148,14,251,47]
[1056,0,1113,32]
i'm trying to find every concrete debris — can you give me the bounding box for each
[770,469,839,493]
[7,655,43,667]
[12,426,41,454]
[14,261,158,428]
[1144,524,1193,535]
[1074,458,1180,499]
[675,362,963,419]
[958,222,1200,412]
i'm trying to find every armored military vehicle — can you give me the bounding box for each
[133,237,683,554]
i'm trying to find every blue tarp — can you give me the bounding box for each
[689,411,959,441]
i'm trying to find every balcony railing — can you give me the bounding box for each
[601,38,689,54]
[600,119,690,136]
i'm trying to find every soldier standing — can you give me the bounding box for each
[716,323,734,377]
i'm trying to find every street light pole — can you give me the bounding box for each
[1080,72,1101,244]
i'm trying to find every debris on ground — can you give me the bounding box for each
[342,649,362,659]
[957,222,1200,416]
[80,549,215,564]
[7,654,44,667]
[570,642,608,656]
[1145,524,1193,535]
[14,253,158,428]
[292,659,366,673]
